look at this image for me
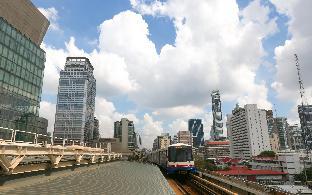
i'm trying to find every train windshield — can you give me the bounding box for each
[168,146,193,162]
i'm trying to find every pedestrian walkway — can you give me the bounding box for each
[0,161,175,195]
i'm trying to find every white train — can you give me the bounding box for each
[148,143,196,174]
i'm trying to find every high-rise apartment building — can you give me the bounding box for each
[177,131,192,145]
[227,104,271,159]
[275,117,289,150]
[114,118,137,152]
[0,1,49,133]
[211,90,224,140]
[54,57,96,142]
[298,105,312,150]
[287,124,303,150]
[188,119,204,148]
[152,133,171,151]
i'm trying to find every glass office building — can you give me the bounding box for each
[0,17,46,132]
[188,119,204,148]
[54,57,96,142]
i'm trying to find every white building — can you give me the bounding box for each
[227,104,271,159]
[277,150,312,183]
[153,133,171,151]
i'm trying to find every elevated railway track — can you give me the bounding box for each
[0,127,122,175]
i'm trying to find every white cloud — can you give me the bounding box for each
[168,119,187,133]
[39,101,56,134]
[270,0,312,123]
[40,1,284,147]
[95,97,139,138]
[127,0,275,109]
[140,113,163,148]
[38,7,61,31]
[153,105,204,120]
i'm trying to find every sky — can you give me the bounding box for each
[31,0,312,149]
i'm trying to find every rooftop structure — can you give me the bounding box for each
[0,0,49,46]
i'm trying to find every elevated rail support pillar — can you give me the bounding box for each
[48,154,63,167]
[0,154,25,173]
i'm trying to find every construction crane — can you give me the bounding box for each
[295,54,306,106]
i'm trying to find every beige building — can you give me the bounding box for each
[270,132,280,153]
[205,140,230,159]
[177,131,192,145]
[153,133,171,151]
[114,118,137,153]
[0,0,49,46]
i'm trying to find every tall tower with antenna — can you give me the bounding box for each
[295,54,312,150]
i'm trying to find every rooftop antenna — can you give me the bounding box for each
[273,103,278,118]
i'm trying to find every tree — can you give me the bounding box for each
[295,167,312,182]
[258,150,276,157]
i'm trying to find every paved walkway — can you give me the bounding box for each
[0,161,175,195]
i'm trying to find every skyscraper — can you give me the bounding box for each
[114,118,137,152]
[227,104,271,159]
[211,90,223,140]
[298,105,312,150]
[0,0,49,132]
[188,119,204,148]
[54,57,96,142]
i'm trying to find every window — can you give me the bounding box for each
[0,69,3,81]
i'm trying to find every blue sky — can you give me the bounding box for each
[32,0,312,148]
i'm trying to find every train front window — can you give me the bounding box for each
[168,147,193,162]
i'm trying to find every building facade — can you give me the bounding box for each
[172,135,178,144]
[227,104,271,159]
[114,118,137,152]
[275,117,289,150]
[0,1,49,134]
[204,140,230,159]
[54,57,96,142]
[298,105,312,150]
[177,130,192,145]
[210,90,224,140]
[153,133,171,151]
[287,124,303,150]
[93,117,99,141]
[188,119,204,148]
[270,132,280,153]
